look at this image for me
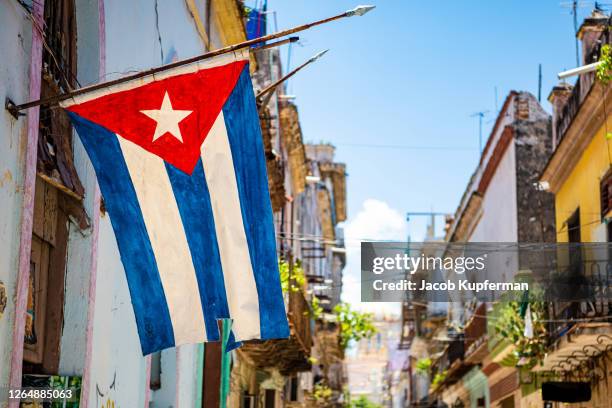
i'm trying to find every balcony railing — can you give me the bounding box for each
[545,247,612,342]
[556,22,612,144]
[399,303,416,349]
[555,69,594,144]
[463,303,488,363]
[240,289,313,374]
[288,288,313,352]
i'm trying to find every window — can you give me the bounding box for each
[23,0,83,375]
[567,209,581,243]
[566,208,582,275]
[500,395,515,408]
[264,389,276,408]
[241,393,257,408]
[23,178,69,374]
[38,0,83,197]
[287,375,299,402]
[601,168,612,219]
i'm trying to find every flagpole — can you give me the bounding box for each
[253,36,299,52]
[6,5,375,117]
[257,50,328,103]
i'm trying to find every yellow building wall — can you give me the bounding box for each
[555,120,612,242]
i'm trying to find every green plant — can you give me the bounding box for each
[597,44,612,143]
[415,357,432,376]
[494,291,547,369]
[278,259,306,293]
[309,295,324,320]
[349,395,382,408]
[431,371,447,389]
[333,302,377,350]
[597,44,612,85]
[313,383,333,404]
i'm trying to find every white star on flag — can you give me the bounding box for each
[141,91,192,142]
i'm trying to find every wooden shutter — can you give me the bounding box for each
[37,0,84,198]
[23,179,68,374]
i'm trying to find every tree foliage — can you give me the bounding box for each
[333,302,377,349]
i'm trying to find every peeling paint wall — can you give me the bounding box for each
[58,0,103,377]
[0,0,36,394]
[0,0,241,406]
[88,1,231,407]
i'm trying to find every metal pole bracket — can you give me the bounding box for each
[5,98,25,120]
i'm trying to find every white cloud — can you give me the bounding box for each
[342,199,407,316]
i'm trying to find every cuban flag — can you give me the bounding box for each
[61,49,289,355]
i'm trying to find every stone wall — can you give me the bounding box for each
[513,93,556,244]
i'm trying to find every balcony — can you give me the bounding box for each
[240,289,313,374]
[545,245,612,342]
[539,244,612,372]
[555,26,611,144]
[463,303,488,364]
[428,334,470,397]
[399,303,416,349]
[540,323,612,372]
[314,320,345,392]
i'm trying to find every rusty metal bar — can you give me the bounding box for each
[252,36,299,52]
[6,6,374,115]
[256,50,328,103]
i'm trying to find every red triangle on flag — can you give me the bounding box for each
[66,60,248,174]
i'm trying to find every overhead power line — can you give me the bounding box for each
[333,143,475,151]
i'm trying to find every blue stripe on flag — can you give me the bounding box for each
[68,112,175,354]
[165,160,231,341]
[222,67,290,339]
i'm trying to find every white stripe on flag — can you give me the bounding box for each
[118,136,207,344]
[60,48,250,108]
[201,112,261,340]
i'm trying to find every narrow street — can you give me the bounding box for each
[0,1,611,408]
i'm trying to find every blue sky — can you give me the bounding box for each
[259,0,593,311]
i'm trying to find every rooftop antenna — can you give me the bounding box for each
[538,63,542,102]
[560,1,609,66]
[494,86,498,113]
[560,0,584,66]
[573,1,580,66]
[470,111,489,153]
[406,211,451,242]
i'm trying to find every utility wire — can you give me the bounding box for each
[13,0,81,90]
[333,143,475,152]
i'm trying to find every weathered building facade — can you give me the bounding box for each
[0,1,251,407]
[224,37,348,407]
[539,9,612,408]
[0,1,348,407]
[401,91,556,408]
